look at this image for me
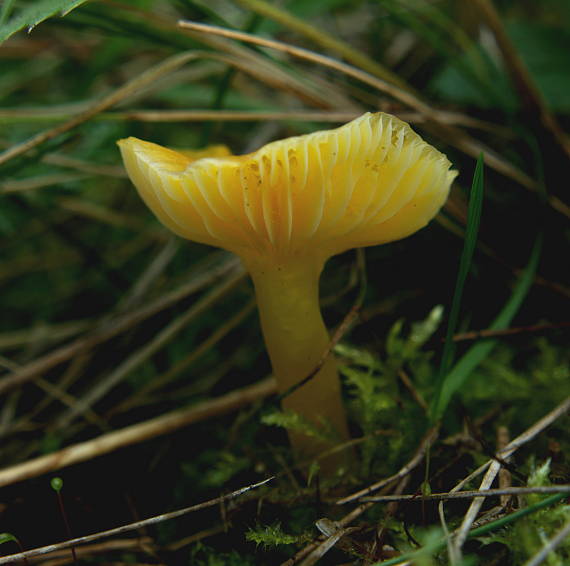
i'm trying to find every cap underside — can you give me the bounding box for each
[118,113,456,259]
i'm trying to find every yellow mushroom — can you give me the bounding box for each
[118,112,456,465]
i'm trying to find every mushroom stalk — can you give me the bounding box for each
[243,252,349,458]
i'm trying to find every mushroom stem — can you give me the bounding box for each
[243,252,350,463]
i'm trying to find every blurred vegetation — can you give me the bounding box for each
[0,0,569,564]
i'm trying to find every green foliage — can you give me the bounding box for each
[431,155,484,421]
[245,522,303,549]
[50,476,63,492]
[431,235,542,421]
[432,21,570,111]
[261,410,338,444]
[0,533,18,546]
[0,0,90,43]
[337,305,443,473]
[189,543,257,566]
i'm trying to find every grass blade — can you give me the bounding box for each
[431,234,543,421]
[430,154,484,420]
[0,0,89,43]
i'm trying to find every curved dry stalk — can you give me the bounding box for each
[178,20,429,114]
[0,378,276,489]
[178,20,570,221]
[233,0,410,90]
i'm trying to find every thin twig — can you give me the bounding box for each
[449,321,570,343]
[177,20,431,115]
[299,523,359,566]
[337,426,439,505]
[0,109,509,133]
[0,477,273,565]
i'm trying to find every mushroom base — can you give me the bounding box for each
[243,253,350,472]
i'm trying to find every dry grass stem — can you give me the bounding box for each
[0,378,276,489]
[54,268,247,429]
[0,52,200,167]
[0,255,241,397]
[32,537,155,566]
[177,19,566,219]
[233,0,410,89]
[0,476,274,564]
[177,20,430,114]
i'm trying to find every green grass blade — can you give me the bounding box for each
[430,154,485,421]
[430,234,543,421]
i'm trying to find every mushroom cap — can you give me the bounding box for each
[118,113,456,260]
